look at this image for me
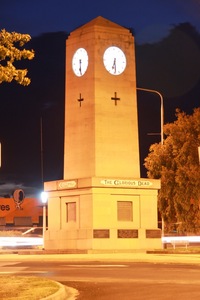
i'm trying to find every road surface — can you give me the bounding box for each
[0,257,200,299]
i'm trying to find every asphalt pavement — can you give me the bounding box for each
[1,250,200,300]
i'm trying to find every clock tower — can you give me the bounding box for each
[64,16,140,179]
[44,17,161,251]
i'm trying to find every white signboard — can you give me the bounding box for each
[100,179,153,188]
[58,180,77,189]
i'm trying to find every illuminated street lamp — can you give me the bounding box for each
[41,191,48,249]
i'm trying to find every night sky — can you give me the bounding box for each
[1,1,200,44]
[1,1,200,197]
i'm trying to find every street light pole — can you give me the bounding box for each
[137,87,165,246]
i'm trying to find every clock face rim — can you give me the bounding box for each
[72,47,89,77]
[103,46,127,75]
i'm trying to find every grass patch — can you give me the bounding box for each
[0,275,59,300]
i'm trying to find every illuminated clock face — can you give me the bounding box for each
[103,46,126,75]
[72,48,88,77]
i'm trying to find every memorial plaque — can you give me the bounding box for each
[146,229,161,238]
[118,229,138,238]
[93,229,110,238]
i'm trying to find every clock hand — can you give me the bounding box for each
[112,58,116,74]
[79,59,82,76]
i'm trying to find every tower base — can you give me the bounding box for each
[44,177,161,251]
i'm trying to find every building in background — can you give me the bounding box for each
[0,197,45,227]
